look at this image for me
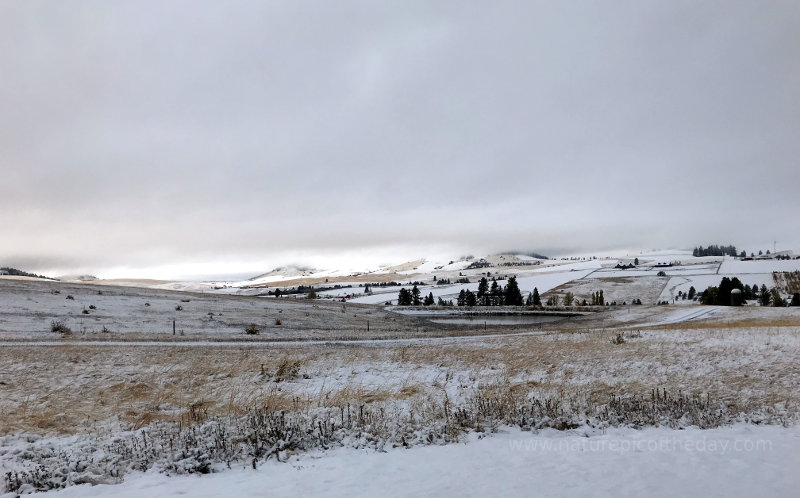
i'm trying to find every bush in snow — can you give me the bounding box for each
[50,319,71,334]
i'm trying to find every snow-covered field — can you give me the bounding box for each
[0,278,437,341]
[3,259,800,496]
[30,425,800,498]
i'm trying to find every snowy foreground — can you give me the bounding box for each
[32,425,800,498]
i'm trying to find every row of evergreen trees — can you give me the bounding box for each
[452,277,525,306]
[398,277,543,307]
[692,245,738,257]
[699,277,745,305]
[699,277,800,306]
[397,280,624,308]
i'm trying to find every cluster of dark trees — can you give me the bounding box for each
[456,289,477,306]
[269,283,350,296]
[422,292,453,306]
[480,276,523,306]
[398,277,529,307]
[590,290,605,306]
[525,288,541,306]
[700,277,745,305]
[455,277,524,306]
[699,277,800,306]
[435,277,471,285]
[397,287,456,306]
[692,245,738,257]
[363,281,402,287]
[0,267,52,279]
[397,285,421,305]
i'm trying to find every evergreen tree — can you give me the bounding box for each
[423,292,435,306]
[397,288,412,305]
[477,278,488,299]
[504,277,523,306]
[411,285,421,306]
[717,277,734,306]
[791,293,800,306]
[465,289,477,306]
[532,287,541,306]
[598,289,604,305]
[759,288,771,306]
[457,289,467,306]
[700,286,718,305]
[634,257,639,265]
[687,286,696,300]
[486,278,501,306]
[563,292,574,306]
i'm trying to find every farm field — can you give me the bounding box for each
[2,271,800,496]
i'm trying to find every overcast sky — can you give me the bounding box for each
[2,1,799,279]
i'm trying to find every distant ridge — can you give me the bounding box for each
[248,265,318,281]
[0,267,54,280]
[498,251,550,260]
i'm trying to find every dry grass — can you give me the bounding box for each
[1,322,798,436]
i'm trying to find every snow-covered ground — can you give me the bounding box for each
[719,259,800,274]
[3,258,800,496]
[25,424,800,498]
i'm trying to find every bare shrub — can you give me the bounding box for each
[50,320,72,335]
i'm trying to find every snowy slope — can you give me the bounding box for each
[37,425,800,498]
[719,259,800,274]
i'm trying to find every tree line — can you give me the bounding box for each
[692,245,738,257]
[398,277,535,307]
[699,277,800,306]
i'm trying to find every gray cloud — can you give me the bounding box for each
[2,1,798,278]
